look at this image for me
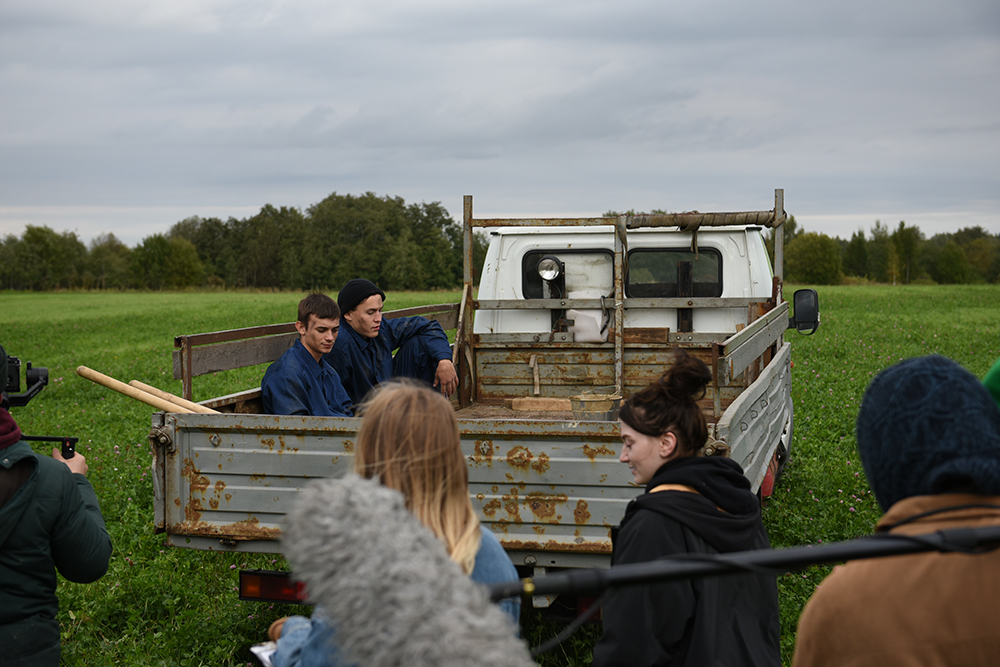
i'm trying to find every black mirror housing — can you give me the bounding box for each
[789,288,820,335]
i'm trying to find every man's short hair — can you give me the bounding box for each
[298,293,341,327]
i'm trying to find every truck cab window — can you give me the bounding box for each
[522,250,614,299]
[627,248,723,298]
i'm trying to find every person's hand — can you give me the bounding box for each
[433,359,459,396]
[53,448,88,476]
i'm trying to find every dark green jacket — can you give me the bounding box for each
[0,441,113,666]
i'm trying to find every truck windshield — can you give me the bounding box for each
[627,248,723,297]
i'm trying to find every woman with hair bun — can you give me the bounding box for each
[592,350,780,667]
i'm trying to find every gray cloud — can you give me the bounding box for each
[1,0,997,245]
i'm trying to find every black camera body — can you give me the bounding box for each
[1,344,49,409]
[0,344,73,457]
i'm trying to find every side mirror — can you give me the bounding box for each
[789,288,820,335]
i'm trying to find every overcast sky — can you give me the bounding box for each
[1,0,998,247]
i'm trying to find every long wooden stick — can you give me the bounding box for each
[128,380,218,414]
[76,366,193,413]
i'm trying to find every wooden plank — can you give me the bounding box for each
[172,333,297,379]
[719,304,789,385]
[611,328,671,344]
[175,323,296,348]
[720,301,788,354]
[511,397,573,411]
[384,303,459,330]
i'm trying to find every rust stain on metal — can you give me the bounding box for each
[505,473,514,482]
[172,516,280,541]
[469,439,495,466]
[583,443,617,460]
[533,526,546,535]
[185,497,203,523]
[214,480,226,494]
[183,458,210,492]
[525,491,569,520]
[491,485,499,493]
[503,489,522,523]
[530,451,550,474]
[506,445,533,468]
[574,499,592,525]
[599,474,608,483]
[498,538,612,554]
[476,493,486,501]
[504,501,522,522]
[482,499,502,517]
[261,437,276,450]
[343,440,354,453]
[249,473,266,483]
[209,498,219,510]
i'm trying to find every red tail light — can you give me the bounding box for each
[239,569,310,604]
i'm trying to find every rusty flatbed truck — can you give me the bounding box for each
[151,189,819,582]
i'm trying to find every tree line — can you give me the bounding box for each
[2,193,997,290]
[0,192,488,292]
[770,217,1000,286]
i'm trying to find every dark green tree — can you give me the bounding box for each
[785,232,843,285]
[0,234,24,290]
[930,240,972,284]
[165,236,204,288]
[891,221,923,284]
[129,234,172,290]
[866,221,892,283]
[86,233,131,289]
[842,229,868,278]
[169,216,230,284]
[12,225,87,290]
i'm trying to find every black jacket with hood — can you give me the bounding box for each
[592,456,780,667]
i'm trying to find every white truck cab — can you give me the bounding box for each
[475,225,776,337]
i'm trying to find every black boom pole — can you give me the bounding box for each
[490,525,1000,602]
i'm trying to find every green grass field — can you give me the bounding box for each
[2,285,999,666]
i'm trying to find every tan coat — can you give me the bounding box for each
[792,494,1000,667]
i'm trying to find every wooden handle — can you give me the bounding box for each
[76,366,193,414]
[128,380,218,414]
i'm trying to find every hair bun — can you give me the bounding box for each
[660,350,712,402]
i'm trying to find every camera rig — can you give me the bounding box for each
[1,344,75,457]
[2,344,49,409]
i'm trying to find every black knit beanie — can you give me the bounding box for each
[337,279,386,316]
[856,355,1000,512]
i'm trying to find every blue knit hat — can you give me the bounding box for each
[856,355,1000,512]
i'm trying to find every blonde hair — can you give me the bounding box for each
[353,381,481,574]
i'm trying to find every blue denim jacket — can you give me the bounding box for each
[272,529,520,667]
[262,340,353,417]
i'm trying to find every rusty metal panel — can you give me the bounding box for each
[160,413,362,552]
[157,411,640,566]
[460,418,633,567]
[474,345,742,402]
[717,342,792,492]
